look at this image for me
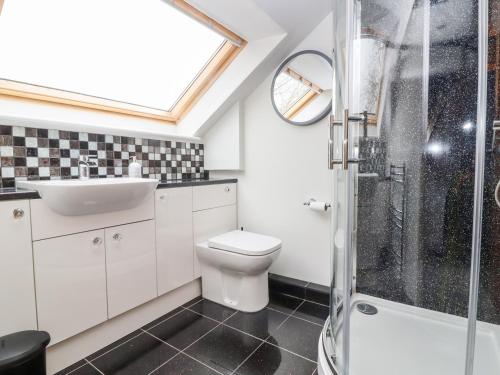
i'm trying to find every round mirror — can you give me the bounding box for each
[271,50,333,126]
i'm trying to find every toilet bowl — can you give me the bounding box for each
[196,230,281,312]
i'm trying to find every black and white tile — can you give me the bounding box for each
[0,125,205,188]
[56,293,326,375]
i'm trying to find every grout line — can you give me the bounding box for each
[145,351,182,375]
[61,362,88,375]
[277,292,329,308]
[275,299,306,330]
[85,359,105,375]
[87,330,144,363]
[265,305,324,327]
[87,303,193,365]
[183,304,238,326]
[230,340,266,375]
[265,340,318,364]
[221,321,269,343]
[183,297,204,309]
[143,326,225,375]
[143,306,189,331]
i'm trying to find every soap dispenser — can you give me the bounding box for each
[129,156,142,178]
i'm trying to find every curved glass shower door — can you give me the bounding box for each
[324,0,497,374]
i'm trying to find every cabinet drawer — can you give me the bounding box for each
[193,183,236,211]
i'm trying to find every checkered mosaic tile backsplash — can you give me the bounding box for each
[0,125,205,188]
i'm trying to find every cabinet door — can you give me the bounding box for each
[105,220,157,318]
[0,200,37,336]
[33,230,107,344]
[193,204,237,277]
[155,188,194,296]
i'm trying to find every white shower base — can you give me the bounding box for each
[318,294,500,375]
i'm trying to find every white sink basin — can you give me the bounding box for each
[17,178,159,216]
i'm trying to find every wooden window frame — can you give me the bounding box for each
[281,67,323,120]
[0,0,246,124]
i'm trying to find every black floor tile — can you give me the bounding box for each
[267,316,322,361]
[234,342,317,375]
[183,296,203,308]
[305,283,330,306]
[268,292,303,314]
[86,329,143,361]
[187,299,236,322]
[142,306,184,330]
[151,353,220,375]
[91,332,177,375]
[148,309,218,350]
[65,364,102,375]
[185,325,262,375]
[224,308,288,339]
[293,301,329,325]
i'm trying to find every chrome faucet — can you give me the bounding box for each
[79,155,97,180]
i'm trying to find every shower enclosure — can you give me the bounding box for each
[320,0,500,374]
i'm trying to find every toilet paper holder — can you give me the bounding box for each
[303,198,331,210]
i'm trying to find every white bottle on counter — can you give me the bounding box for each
[129,156,142,178]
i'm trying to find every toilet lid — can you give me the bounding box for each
[208,230,282,256]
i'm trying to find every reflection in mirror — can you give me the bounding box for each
[271,51,333,125]
[358,35,387,125]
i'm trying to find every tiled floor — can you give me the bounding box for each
[56,293,328,375]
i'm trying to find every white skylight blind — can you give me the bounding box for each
[0,0,226,111]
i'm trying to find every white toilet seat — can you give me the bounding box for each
[208,230,281,256]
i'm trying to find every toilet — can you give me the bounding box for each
[196,230,281,312]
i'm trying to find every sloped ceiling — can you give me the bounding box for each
[177,0,332,137]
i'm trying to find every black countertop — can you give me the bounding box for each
[0,178,237,202]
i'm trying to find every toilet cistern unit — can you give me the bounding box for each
[196,230,281,312]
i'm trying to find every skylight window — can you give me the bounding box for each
[0,0,245,122]
[273,73,313,115]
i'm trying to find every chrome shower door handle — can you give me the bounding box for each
[328,109,365,170]
[328,115,343,169]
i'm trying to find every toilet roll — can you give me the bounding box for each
[309,201,329,212]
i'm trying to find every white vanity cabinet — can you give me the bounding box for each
[0,200,37,336]
[105,220,157,318]
[3,180,237,346]
[155,188,194,296]
[33,230,108,344]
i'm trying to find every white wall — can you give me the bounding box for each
[204,102,243,170]
[209,13,333,286]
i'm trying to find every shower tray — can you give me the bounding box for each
[319,294,500,375]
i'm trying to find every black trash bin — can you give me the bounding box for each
[0,331,50,375]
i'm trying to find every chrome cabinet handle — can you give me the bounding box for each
[93,237,103,245]
[113,233,123,241]
[224,186,231,192]
[13,208,24,219]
